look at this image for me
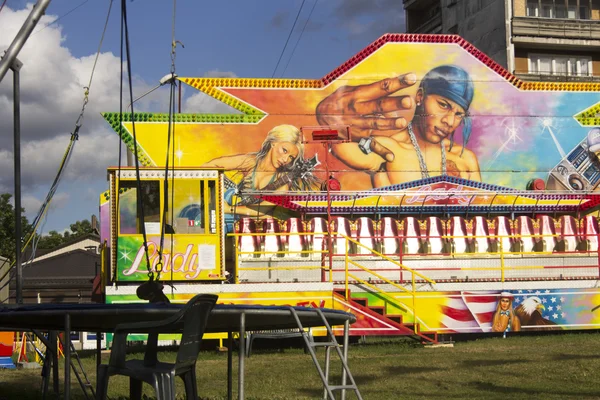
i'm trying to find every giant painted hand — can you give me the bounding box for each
[316,73,417,162]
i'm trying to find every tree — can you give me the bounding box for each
[0,193,32,262]
[37,218,96,250]
[37,230,66,250]
[69,219,93,237]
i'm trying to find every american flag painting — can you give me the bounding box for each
[434,288,600,332]
[440,291,499,332]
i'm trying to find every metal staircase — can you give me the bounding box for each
[289,307,363,400]
[335,234,439,344]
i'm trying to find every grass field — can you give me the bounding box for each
[2,332,600,399]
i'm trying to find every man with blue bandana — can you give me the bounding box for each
[316,65,481,187]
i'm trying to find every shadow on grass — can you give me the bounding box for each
[461,358,529,367]
[294,372,380,398]
[552,353,600,361]
[386,365,444,375]
[468,380,599,397]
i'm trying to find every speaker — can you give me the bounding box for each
[546,129,600,191]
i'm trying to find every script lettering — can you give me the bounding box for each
[122,242,204,280]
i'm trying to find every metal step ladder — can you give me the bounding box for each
[65,339,96,399]
[34,330,96,400]
[289,307,363,400]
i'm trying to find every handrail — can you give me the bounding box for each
[342,234,433,335]
[346,273,409,313]
[343,235,436,284]
[347,259,413,294]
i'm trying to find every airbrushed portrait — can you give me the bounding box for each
[316,65,481,188]
[201,124,319,217]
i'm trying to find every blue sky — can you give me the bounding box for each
[0,0,403,234]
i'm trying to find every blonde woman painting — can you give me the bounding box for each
[492,292,521,336]
[202,124,318,217]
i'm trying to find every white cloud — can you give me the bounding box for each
[0,5,161,196]
[0,5,242,231]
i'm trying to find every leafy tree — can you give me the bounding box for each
[37,230,66,250]
[0,193,32,262]
[69,219,93,237]
[37,218,96,250]
[0,192,98,255]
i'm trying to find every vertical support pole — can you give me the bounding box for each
[500,239,505,282]
[51,331,59,395]
[178,80,182,114]
[64,314,71,400]
[238,312,245,400]
[399,232,404,283]
[323,347,331,400]
[412,274,416,334]
[96,331,101,369]
[227,331,233,400]
[234,237,240,284]
[345,239,349,300]
[341,320,349,400]
[325,143,333,283]
[13,64,23,304]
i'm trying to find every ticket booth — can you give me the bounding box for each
[107,167,225,282]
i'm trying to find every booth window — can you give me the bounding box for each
[208,180,217,234]
[118,180,161,234]
[167,180,214,234]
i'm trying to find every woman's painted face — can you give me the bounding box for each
[500,298,511,311]
[271,142,299,170]
[417,93,466,144]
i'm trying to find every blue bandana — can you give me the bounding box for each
[420,65,474,153]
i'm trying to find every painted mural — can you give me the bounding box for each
[345,287,600,335]
[105,35,600,212]
[104,287,600,337]
[100,34,600,337]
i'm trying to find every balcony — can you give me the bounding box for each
[514,70,600,82]
[513,16,600,41]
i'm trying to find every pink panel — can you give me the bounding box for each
[472,216,491,253]
[449,216,469,254]
[236,218,260,258]
[355,217,377,254]
[581,215,599,252]
[308,217,328,258]
[494,216,514,253]
[261,217,282,257]
[285,218,306,257]
[559,215,579,251]
[537,215,557,252]
[515,216,536,253]
[426,217,445,254]
[379,217,400,255]
[403,217,421,254]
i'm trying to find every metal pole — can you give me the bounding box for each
[12,60,23,304]
[0,0,52,83]
[227,331,233,400]
[51,331,59,395]
[325,143,333,281]
[341,320,350,400]
[64,314,71,400]
[238,312,245,400]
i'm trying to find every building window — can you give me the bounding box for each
[528,54,592,76]
[526,0,594,19]
[527,0,539,16]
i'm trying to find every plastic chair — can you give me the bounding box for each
[96,294,218,400]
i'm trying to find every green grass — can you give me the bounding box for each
[2,333,600,399]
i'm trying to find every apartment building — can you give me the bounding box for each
[403,0,600,81]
